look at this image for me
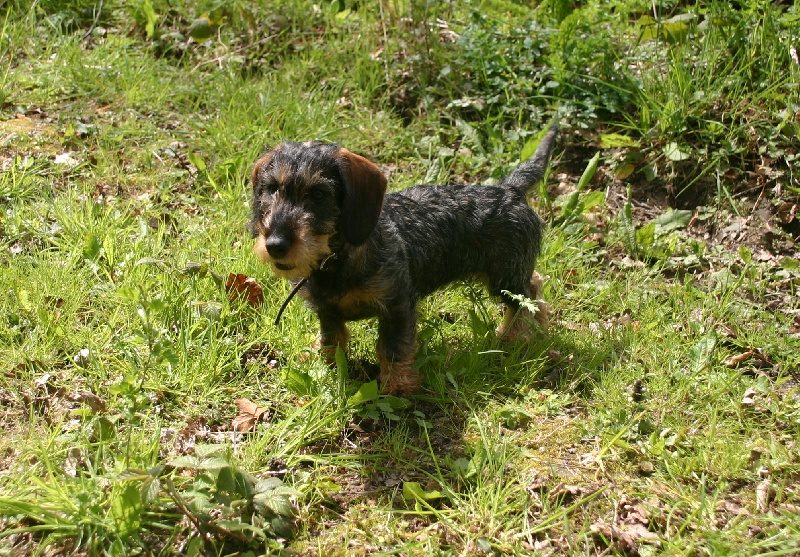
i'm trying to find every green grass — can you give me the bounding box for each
[1,0,799,555]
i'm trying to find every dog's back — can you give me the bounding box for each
[383,185,542,296]
[381,123,558,297]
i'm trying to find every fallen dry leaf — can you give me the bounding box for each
[73,348,91,368]
[741,387,758,407]
[756,479,772,512]
[718,498,750,517]
[776,201,797,225]
[67,390,107,414]
[724,351,755,367]
[232,398,270,432]
[789,315,800,335]
[618,522,661,547]
[778,503,800,515]
[591,520,661,552]
[54,152,79,167]
[226,273,265,307]
[64,447,85,477]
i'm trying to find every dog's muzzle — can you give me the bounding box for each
[265,233,292,260]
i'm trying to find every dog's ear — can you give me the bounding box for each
[336,148,387,246]
[250,149,275,191]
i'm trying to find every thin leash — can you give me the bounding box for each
[273,253,336,326]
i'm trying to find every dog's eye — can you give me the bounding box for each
[264,181,279,195]
[308,188,327,202]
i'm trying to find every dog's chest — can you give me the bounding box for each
[300,275,390,320]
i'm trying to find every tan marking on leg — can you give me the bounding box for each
[496,271,550,342]
[378,355,419,395]
[529,271,551,329]
[377,339,419,395]
[302,325,350,364]
[317,325,351,364]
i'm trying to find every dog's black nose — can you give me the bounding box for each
[266,234,292,259]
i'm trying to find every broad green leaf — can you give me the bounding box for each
[147,465,165,477]
[285,369,316,397]
[117,468,152,482]
[614,162,636,180]
[636,15,656,26]
[520,126,551,161]
[498,408,532,429]
[577,152,600,189]
[254,491,295,517]
[140,477,161,505]
[347,381,379,407]
[216,466,238,494]
[169,455,200,468]
[193,300,222,320]
[186,152,206,172]
[255,477,285,493]
[196,457,231,470]
[451,457,477,478]
[636,222,656,249]
[560,190,580,218]
[185,538,203,556]
[16,289,32,312]
[581,190,606,212]
[334,8,352,21]
[663,142,691,161]
[655,208,693,233]
[270,513,295,538]
[402,481,444,502]
[83,233,101,261]
[780,257,800,270]
[116,285,140,302]
[141,0,158,37]
[111,483,142,537]
[599,133,639,148]
[380,395,411,410]
[188,16,214,42]
[93,416,116,441]
[177,261,207,277]
[690,336,717,372]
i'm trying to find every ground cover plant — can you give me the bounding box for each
[1,0,799,554]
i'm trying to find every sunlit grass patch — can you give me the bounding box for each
[1,0,799,554]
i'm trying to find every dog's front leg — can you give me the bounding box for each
[314,314,351,365]
[376,302,419,395]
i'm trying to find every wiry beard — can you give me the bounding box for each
[253,231,332,281]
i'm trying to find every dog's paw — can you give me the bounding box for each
[379,361,420,395]
[300,337,338,365]
[496,301,550,342]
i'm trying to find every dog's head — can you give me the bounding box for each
[249,141,387,280]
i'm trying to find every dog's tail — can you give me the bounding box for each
[502,121,558,195]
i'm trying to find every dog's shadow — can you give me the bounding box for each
[342,302,603,512]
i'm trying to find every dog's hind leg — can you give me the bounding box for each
[376,301,420,395]
[495,271,550,342]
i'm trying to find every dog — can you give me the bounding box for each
[249,123,558,395]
